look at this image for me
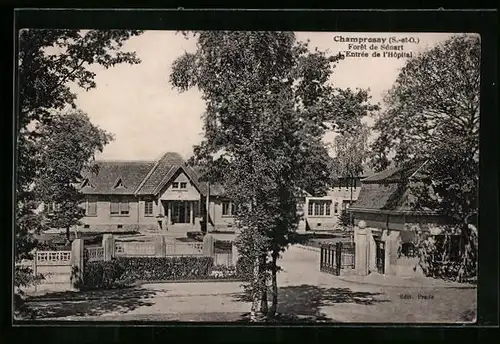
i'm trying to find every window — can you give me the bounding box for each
[325,201,331,216]
[86,199,97,216]
[180,182,187,189]
[110,198,129,216]
[83,224,90,229]
[172,182,179,189]
[144,200,153,216]
[308,200,332,216]
[222,201,237,216]
[334,202,339,214]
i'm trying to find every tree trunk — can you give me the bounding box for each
[259,254,268,316]
[65,227,70,243]
[250,253,261,322]
[269,251,279,317]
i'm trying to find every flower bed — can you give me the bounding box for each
[83,256,240,290]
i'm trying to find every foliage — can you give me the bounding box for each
[83,256,242,289]
[214,240,233,253]
[82,260,126,290]
[370,34,479,281]
[15,29,142,296]
[186,231,204,241]
[170,31,377,319]
[35,110,113,241]
[409,224,477,282]
[330,123,371,178]
[337,210,352,228]
[370,34,479,171]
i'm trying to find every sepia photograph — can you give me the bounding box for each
[14,28,479,323]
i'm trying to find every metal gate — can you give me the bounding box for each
[375,239,385,274]
[320,241,355,276]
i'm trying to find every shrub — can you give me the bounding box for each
[214,240,232,253]
[235,255,254,282]
[83,260,126,290]
[119,256,215,282]
[210,264,237,278]
[187,231,204,241]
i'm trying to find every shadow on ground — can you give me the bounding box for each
[22,287,156,320]
[232,284,390,322]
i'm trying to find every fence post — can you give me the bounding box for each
[231,243,240,267]
[155,235,166,257]
[203,234,214,257]
[70,239,84,290]
[102,234,115,261]
[335,242,342,276]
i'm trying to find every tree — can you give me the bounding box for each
[170,31,377,319]
[370,34,480,281]
[36,110,113,242]
[330,123,371,226]
[15,29,142,293]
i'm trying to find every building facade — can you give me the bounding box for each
[76,152,307,234]
[349,161,455,277]
[304,174,369,231]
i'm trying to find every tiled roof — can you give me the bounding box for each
[135,152,184,195]
[361,160,428,183]
[81,161,155,195]
[350,160,435,213]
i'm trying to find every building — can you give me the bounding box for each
[348,161,456,277]
[304,172,372,231]
[76,152,307,234]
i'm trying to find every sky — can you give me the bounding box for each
[72,31,455,161]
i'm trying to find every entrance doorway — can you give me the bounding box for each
[171,201,190,224]
[375,239,385,274]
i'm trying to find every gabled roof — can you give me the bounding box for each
[135,152,184,195]
[350,160,437,214]
[81,161,155,195]
[361,160,428,184]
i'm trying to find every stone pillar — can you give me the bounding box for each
[70,239,84,289]
[368,230,377,272]
[154,235,166,257]
[232,243,240,266]
[203,234,214,257]
[385,230,401,275]
[354,221,369,276]
[102,234,115,261]
[190,201,194,225]
[167,202,172,226]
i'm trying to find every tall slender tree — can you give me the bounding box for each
[170,31,377,319]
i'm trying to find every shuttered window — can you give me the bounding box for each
[87,199,97,216]
[110,198,129,216]
[110,200,120,215]
[120,200,129,215]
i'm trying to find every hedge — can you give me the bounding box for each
[83,256,240,289]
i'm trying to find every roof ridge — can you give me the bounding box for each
[133,155,164,195]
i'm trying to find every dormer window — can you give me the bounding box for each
[114,178,126,189]
[81,178,94,188]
